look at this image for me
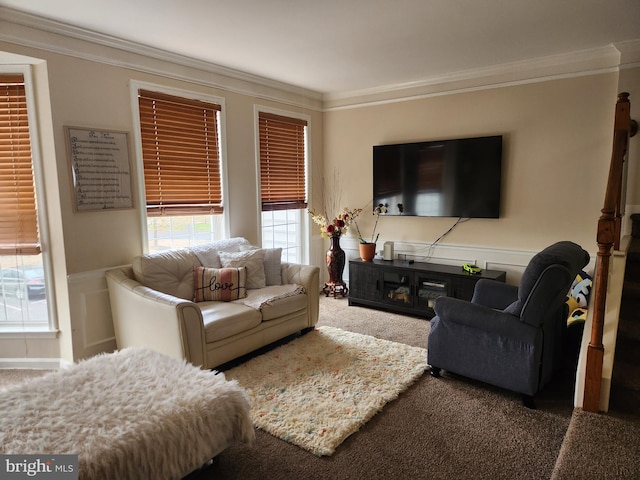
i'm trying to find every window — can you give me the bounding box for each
[0,73,48,330]
[258,111,309,263]
[137,88,225,252]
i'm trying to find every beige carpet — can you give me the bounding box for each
[225,326,428,456]
[203,297,576,479]
[0,298,580,479]
[0,368,49,391]
[551,408,640,479]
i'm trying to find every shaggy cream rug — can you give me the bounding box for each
[225,326,428,456]
[0,348,255,480]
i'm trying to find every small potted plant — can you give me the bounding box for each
[354,204,387,261]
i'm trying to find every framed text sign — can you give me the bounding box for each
[65,126,134,212]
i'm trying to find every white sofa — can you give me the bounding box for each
[106,238,319,369]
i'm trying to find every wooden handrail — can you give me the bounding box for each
[583,93,633,412]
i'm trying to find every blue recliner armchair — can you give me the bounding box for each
[427,241,590,407]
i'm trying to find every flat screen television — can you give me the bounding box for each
[373,135,503,218]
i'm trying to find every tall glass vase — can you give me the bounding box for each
[326,235,346,284]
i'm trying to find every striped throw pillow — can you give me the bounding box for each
[193,266,247,302]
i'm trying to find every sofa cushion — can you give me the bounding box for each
[132,248,200,300]
[193,266,247,302]
[219,249,267,289]
[201,302,262,343]
[260,292,308,321]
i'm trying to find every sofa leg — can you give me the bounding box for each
[184,457,219,479]
[522,395,536,409]
[429,366,441,378]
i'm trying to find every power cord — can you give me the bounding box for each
[416,217,469,261]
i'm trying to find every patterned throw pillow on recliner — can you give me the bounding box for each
[193,266,247,302]
[566,270,592,325]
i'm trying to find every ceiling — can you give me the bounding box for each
[1,0,639,95]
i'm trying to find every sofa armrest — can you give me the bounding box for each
[281,262,320,327]
[105,267,207,367]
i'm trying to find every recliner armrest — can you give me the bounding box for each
[433,296,539,343]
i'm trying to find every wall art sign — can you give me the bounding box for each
[65,126,134,212]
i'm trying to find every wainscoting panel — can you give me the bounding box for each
[67,268,118,361]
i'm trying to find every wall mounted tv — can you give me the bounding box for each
[373,135,503,218]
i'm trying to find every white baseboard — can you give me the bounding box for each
[0,358,70,369]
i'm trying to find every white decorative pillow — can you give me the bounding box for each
[219,249,266,289]
[189,237,251,268]
[262,248,283,286]
[240,246,283,286]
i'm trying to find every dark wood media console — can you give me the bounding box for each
[348,258,507,318]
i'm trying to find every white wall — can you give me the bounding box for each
[321,74,620,257]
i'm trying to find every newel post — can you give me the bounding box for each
[582,92,632,412]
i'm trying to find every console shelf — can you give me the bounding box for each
[348,258,507,318]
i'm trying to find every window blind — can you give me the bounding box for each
[0,74,40,255]
[138,89,223,216]
[259,112,307,211]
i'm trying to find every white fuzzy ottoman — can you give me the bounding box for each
[0,348,255,480]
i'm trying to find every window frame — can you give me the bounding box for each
[0,64,56,333]
[130,81,229,253]
[254,105,311,264]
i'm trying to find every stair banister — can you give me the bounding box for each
[583,92,633,412]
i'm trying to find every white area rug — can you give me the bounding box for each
[225,326,428,456]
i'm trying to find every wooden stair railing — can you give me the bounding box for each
[583,92,637,413]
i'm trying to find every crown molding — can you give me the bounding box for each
[0,7,323,111]
[1,7,637,112]
[616,39,640,67]
[323,45,623,110]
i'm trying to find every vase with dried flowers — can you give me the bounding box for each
[308,207,361,297]
[353,203,387,261]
